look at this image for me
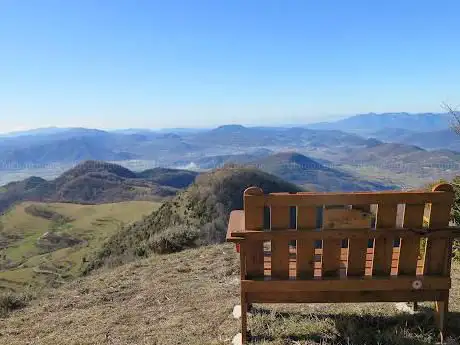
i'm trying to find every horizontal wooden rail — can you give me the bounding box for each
[246,290,448,304]
[231,227,460,241]
[242,276,451,292]
[246,190,453,207]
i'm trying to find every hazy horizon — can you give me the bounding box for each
[0,111,451,135]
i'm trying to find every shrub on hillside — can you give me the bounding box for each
[25,204,73,224]
[454,241,460,262]
[449,177,460,225]
[0,291,34,317]
[36,231,84,253]
[149,226,200,254]
[450,177,460,261]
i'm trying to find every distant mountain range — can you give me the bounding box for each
[338,142,460,172]
[374,129,460,151]
[306,112,451,134]
[0,126,209,138]
[0,127,75,138]
[1,112,459,189]
[0,125,374,169]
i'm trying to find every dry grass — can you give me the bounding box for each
[0,244,241,345]
[0,244,460,345]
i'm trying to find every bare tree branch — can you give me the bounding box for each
[442,102,460,135]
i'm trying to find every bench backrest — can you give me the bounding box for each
[240,183,455,281]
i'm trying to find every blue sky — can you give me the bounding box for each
[1,0,459,132]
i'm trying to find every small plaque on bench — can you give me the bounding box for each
[323,208,372,229]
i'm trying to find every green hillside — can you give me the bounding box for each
[0,201,161,291]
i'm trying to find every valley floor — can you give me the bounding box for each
[0,244,459,345]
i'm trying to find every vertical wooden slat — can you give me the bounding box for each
[424,184,454,276]
[322,244,341,277]
[296,206,316,279]
[270,204,290,280]
[348,205,372,277]
[243,187,264,279]
[373,204,398,276]
[322,208,346,277]
[398,204,425,275]
[239,243,248,343]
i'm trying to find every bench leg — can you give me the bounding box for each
[241,293,248,344]
[435,296,449,343]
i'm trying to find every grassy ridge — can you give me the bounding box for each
[0,201,161,291]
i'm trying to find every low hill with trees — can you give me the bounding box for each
[136,167,198,188]
[0,161,199,214]
[84,167,302,272]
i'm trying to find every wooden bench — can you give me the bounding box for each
[226,184,459,344]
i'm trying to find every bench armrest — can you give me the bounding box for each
[226,210,245,242]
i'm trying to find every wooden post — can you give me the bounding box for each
[426,184,454,342]
[243,187,265,279]
[425,184,455,275]
[241,292,248,344]
[242,186,264,343]
[435,293,449,344]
